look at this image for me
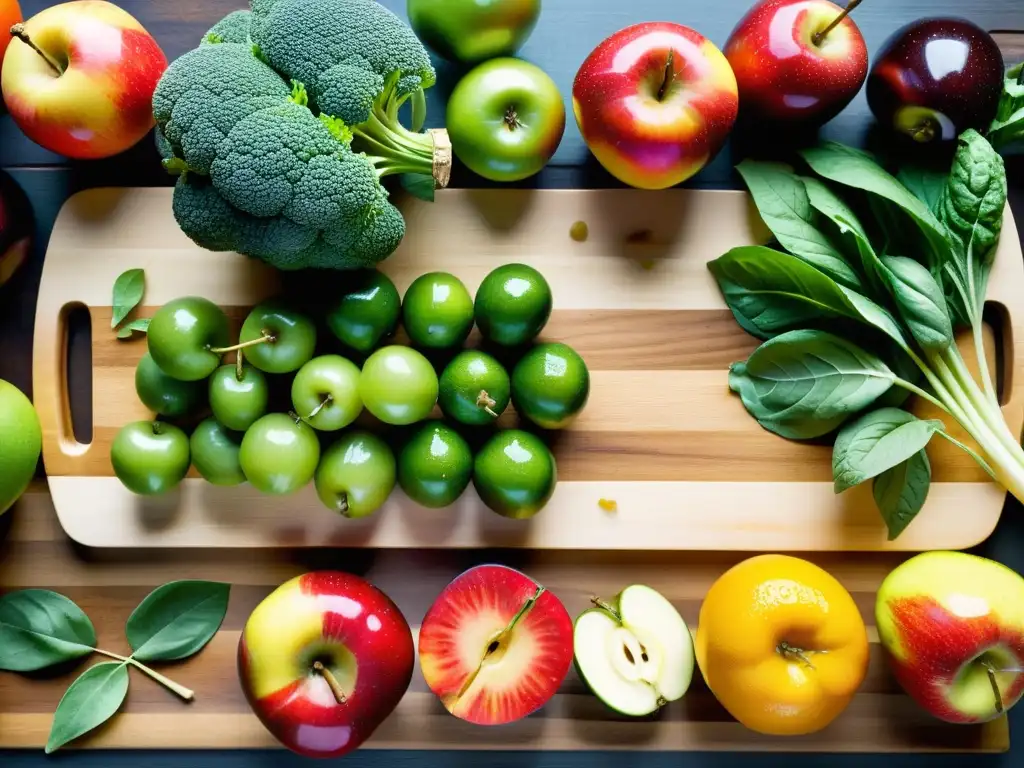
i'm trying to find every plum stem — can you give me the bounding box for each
[313,661,348,704]
[590,595,621,621]
[657,49,675,102]
[476,390,499,419]
[812,0,862,47]
[307,394,333,421]
[92,648,195,701]
[209,332,275,355]
[983,662,1004,714]
[9,24,64,76]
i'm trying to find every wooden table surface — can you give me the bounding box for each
[2,1,1024,767]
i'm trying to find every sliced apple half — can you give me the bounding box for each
[574,584,694,716]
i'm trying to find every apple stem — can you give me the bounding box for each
[235,351,245,381]
[209,332,275,355]
[313,661,348,704]
[983,662,1005,715]
[151,421,165,436]
[92,648,195,701]
[777,641,817,670]
[589,595,621,621]
[476,390,499,419]
[336,494,349,515]
[9,24,64,77]
[504,106,522,132]
[812,0,862,47]
[307,394,333,421]
[657,49,675,102]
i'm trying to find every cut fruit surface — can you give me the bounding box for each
[419,564,573,725]
[574,585,694,717]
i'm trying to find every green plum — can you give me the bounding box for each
[359,346,439,425]
[147,296,230,381]
[447,58,566,182]
[473,429,556,518]
[209,363,269,432]
[239,413,320,495]
[512,342,590,429]
[438,350,510,426]
[474,263,553,346]
[326,270,402,353]
[408,0,541,64]
[314,431,396,518]
[135,352,206,418]
[110,421,191,496]
[238,301,317,374]
[398,421,473,508]
[402,272,475,350]
[190,418,245,486]
[291,355,363,431]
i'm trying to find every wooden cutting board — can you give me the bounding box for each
[31,187,1024,550]
[0,488,1009,753]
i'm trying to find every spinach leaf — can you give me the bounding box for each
[0,590,96,672]
[879,255,953,352]
[833,408,942,493]
[110,269,145,329]
[45,662,129,754]
[736,160,862,290]
[989,63,1024,151]
[873,450,931,540]
[708,245,907,347]
[897,164,947,213]
[728,330,895,439]
[125,580,230,662]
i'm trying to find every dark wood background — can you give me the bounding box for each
[1,0,1024,766]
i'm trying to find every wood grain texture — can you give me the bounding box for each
[30,188,1024,550]
[0,488,1009,753]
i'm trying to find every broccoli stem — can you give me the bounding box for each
[350,88,441,182]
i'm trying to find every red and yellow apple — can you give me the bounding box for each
[724,0,867,126]
[238,571,415,758]
[0,0,21,85]
[419,564,574,725]
[876,551,1024,723]
[1,0,167,159]
[572,22,739,190]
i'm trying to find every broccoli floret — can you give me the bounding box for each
[313,63,383,126]
[153,43,289,175]
[201,10,253,45]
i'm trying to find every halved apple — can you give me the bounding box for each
[574,585,694,716]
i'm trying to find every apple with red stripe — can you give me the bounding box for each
[419,564,573,724]
[1,0,167,159]
[876,551,1024,723]
[238,571,415,758]
[572,22,739,190]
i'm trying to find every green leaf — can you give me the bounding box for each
[896,164,947,214]
[400,173,435,202]
[110,269,145,329]
[878,255,953,352]
[0,590,97,672]
[736,160,862,290]
[116,318,151,340]
[989,63,1024,150]
[873,450,931,540]
[125,580,230,662]
[45,662,129,754]
[728,330,895,439]
[708,245,907,347]
[833,408,943,493]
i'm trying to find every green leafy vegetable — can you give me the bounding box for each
[833,408,942,493]
[46,662,129,754]
[116,318,151,340]
[126,581,230,662]
[111,269,145,329]
[877,255,952,353]
[873,450,931,540]
[896,164,947,213]
[0,590,96,672]
[989,62,1024,150]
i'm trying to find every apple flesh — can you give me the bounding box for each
[419,564,573,725]
[574,585,694,717]
[1,0,168,159]
[238,571,415,758]
[875,551,1024,723]
[572,22,738,190]
[724,0,868,126]
[0,171,31,287]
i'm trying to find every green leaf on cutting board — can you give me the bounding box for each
[116,318,151,339]
[873,449,932,541]
[0,589,97,672]
[125,580,230,662]
[833,408,943,493]
[46,661,129,754]
[111,268,146,329]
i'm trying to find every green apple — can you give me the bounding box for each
[447,58,566,182]
[0,379,41,515]
[408,0,541,64]
[573,585,694,717]
[110,421,191,496]
[291,355,363,431]
[314,431,396,518]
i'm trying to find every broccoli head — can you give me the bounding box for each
[201,10,253,46]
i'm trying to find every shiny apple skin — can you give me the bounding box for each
[725,0,868,126]
[867,18,1004,144]
[238,571,415,759]
[573,22,739,190]
[1,0,168,159]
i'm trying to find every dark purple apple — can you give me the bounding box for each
[867,18,1004,144]
[0,171,31,287]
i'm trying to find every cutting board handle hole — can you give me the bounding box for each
[61,302,93,446]
[984,302,1011,407]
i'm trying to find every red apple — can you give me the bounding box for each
[724,0,868,126]
[238,571,415,758]
[0,170,30,286]
[1,0,167,159]
[0,0,21,85]
[419,564,573,724]
[572,22,739,190]
[875,551,1024,723]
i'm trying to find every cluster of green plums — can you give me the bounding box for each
[110,263,590,519]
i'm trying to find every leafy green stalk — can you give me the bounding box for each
[350,72,436,179]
